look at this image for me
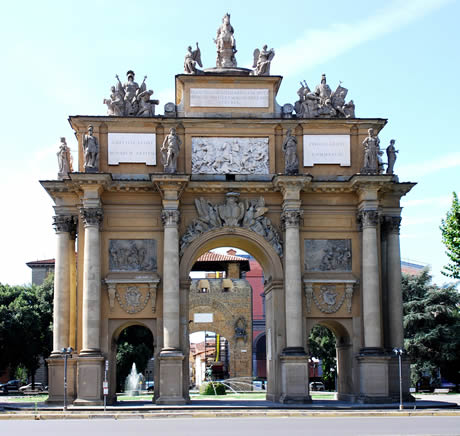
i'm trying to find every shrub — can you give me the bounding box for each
[199,382,226,395]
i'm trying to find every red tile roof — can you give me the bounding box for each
[196,252,247,262]
[26,259,56,267]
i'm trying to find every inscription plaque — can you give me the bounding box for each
[305,239,352,272]
[108,133,156,165]
[109,239,157,272]
[194,313,213,323]
[303,135,350,167]
[190,88,269,108]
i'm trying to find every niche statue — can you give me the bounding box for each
[57,137,73,179]
[83,125,99,172]
[161,128,182,173]
[282,129,299,175]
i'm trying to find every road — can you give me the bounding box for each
[1,416,460,435]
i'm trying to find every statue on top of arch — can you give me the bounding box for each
[214,13,237,68]
[103,70,159,117]
[294,74,355,119]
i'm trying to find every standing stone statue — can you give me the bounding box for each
[115,70,146,115]
[214,13,237,68]
[362,128,383,174]
[161,128,182,173]
[282,129,299,175]
[386,139,399,174]
[251,45,275,76]
[83,125,99,172]
[184,43,203,74]
[57,137,73,179]
[315,74,332,106]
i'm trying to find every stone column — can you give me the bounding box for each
[359,209,382,350]
[80,207,103,354]
[161,209,181,351]
[281,210,303,351]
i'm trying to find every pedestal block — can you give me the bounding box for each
[46,355,77,404]
[156,350,187,405]
[279,352,311,403]
[74,355,104,406]
[388,356,413,401]
[357,353,391,403]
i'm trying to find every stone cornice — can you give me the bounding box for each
[151,175,190,200]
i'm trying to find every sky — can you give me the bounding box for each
[0,0,458,286]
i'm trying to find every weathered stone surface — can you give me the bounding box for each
[304,239,352,272]
[109,239,157,272]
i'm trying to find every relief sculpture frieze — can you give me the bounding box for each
[191,137,269,174]
[304,239,352,272]
[109,239,157,272]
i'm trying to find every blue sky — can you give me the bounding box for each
[0,0,458,285]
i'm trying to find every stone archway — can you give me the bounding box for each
[179,227,285,401]
[306,318,354,401]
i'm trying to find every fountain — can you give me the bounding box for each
[125,363,142,396]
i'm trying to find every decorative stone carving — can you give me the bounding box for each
[80,207,103,227]
[281,210,301,229]
[161,209,181,227]
[180,194,282,256]
[148,283,158,313]
[234,317,247,342]
[161,128,181,173]
[382,216,401,234]
[116,286,150,314]
[83,125,99,172]
[282,129,299,175]
[361,128,383,174]
[57,137,73,179]
[184,43,203,74]
[304,283,313,314]
[304,239,352,272]
[357,210,379,229]
[107,283,116,312]
[345,283,354,313]
[105,70,159,117]
[215,13,237,68]
[386,139,398,174]
[53,215,77,236]
[251,45,275,76]
[294,75,355,119]
[109,239,157,272]
[304,283,354,314]
[191,137,269,174]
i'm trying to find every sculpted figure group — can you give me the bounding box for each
[294,74,355,119]
[104,70,159,117]
[361,128,399,174]
[180,193,282,256]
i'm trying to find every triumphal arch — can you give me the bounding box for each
[42,15,414,405]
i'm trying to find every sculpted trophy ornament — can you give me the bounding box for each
[386,139,399,174]
[161,128,182,173]
[282,129,299,175]
[294,74,356,119]
[251,45,275,76]
[104,70,158,117]
[361,128,383,174]
[184,43,203,74]
[214,13,237,68]
[83,125,99,172]
[57,137,73,179]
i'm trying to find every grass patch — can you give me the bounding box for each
[2,394,48,403]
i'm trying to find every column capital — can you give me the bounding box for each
[382,216,401,234]
[357,209,379,230]
[80,207,103,228]
[273,175,312,202]
[161,209,180,227]
[53,215,78,237]
[281,210,302,230]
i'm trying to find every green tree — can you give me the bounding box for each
[116,325,154,391]
[440,192,460,279]
[308,325,336,390]
[402,270,460,389]
[0,276,53,386]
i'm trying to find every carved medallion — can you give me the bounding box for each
[304,239,352,272]
[304,283,355,314]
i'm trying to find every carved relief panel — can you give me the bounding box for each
[109,239,157,272]
[304,239,352,272]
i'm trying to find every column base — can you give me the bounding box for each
[357,351,391,402]
[46,354,77,404]
[156,349,188,405]
[73,354,104,406]
[279,351,311,404]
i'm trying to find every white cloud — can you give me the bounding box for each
[273,0,451,77]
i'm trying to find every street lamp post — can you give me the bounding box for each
[393,348,404,410]
[61,347,73,411]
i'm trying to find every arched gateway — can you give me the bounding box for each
[41,16,414,406]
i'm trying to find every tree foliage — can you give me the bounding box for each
[116,325,154,391]
[440,192,460,279]
[0,275,53,382]
[402,270,460,388]
[308,325,337,389]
